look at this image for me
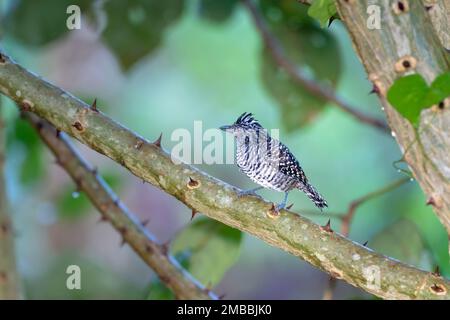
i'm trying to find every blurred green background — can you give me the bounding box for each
[0,0,448,299]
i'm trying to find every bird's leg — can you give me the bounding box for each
[238,186,264,197]
[276,192,289,211]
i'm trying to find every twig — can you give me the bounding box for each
[0,53,448,299]
[0,95,21,299]
[241,0,390,134]
[24,112,215,300]
[341,177,410,237]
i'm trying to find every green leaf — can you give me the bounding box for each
[259,2,341,131]
[371,219,424,266]
[102,0,184,70]
[387,74,429,126]
[387,73,450,126]
[171,218,242,287]
[424,72,450,107]
[307,0,337,28]
[199,0,239,24]
[5,0,91,46]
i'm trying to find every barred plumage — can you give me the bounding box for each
[220,112,327,210]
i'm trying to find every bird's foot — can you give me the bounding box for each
[275,202,286,211]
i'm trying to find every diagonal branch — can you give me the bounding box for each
[0,95,21,299]
[24,112,214,300]
[242,0,389,134]
[0,52,448,299]
[340,177,410,237]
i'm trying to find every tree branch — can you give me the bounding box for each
[335,0,450,235]
[242,0,390,134]
[0,52,448,299]
[0,95,21,299]
[24,112,214,300]
[341,177,410,237]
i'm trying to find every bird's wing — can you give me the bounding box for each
[276,143,308,184]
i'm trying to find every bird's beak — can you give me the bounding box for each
[220,125,232,131]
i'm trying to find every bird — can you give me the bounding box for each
[220,112,327,211]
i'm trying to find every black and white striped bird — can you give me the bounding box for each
[220,112,327,211]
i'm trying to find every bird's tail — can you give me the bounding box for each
[297,183,328,210]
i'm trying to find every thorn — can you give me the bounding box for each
[202,282,213,295]
[432,266,441,277]
[363,240,369,247]
[91,167,98,175]
[321,219,333,233]
[97,215,108,223]
[286,203,294,210]
[113,198,120,207]
[56,129,61,138]
[160,241,170,256]
[202,287,211,295]
[134,139,144,150]
[430,283,446,295]
[153,133,162,148]
[72,121,84,132]
[141,219,150,227]
[145,244,153,253]
[218,293,226,300]
[266,203,280,219]
[142,179,146,184]
[328,16,336,27]
[369,85,380,95]
[191,209,198,221]
[36,121,44,131]
[118,226,127,247]
[187,177,201,189]
[90,98,98,112]
[21,100,34,111]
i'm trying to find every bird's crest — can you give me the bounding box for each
[235,112,262,129]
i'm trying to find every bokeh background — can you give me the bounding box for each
[0,0,448,299]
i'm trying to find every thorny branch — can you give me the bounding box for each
[24,112,215,300]
[0,52,448,299]
[242,0,390,134]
